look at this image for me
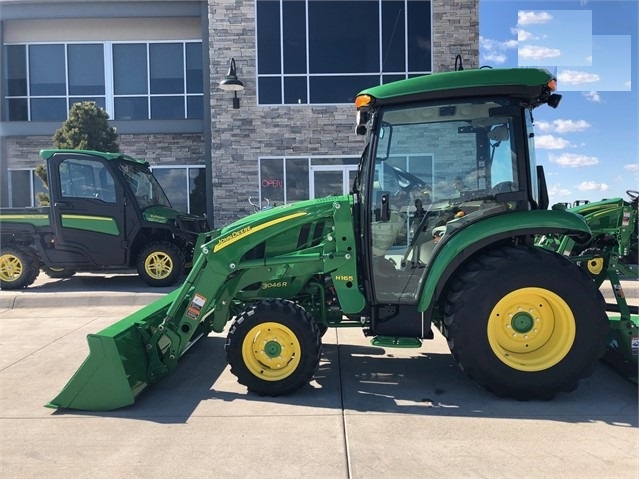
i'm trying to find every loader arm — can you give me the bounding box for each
[47,197,364,411]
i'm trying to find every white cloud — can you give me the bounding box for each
[480,37,518,66]
[518,11,553,25]
[534,135,572,149]
[577,181,609,192]
[583,91,601,103]
[536,119,591,133]
[549,153,599,167]
[512,28,534,41]
[548,184,572,198]
[624,164,639,172]
[558,70,600,84]
[519,45,561,60]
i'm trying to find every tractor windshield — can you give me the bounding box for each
[116,161,172,210]
[361,97,523,303]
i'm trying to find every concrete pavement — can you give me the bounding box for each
[0,272,637,478]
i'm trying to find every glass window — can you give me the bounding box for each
[151,166,205,214]
[29,44,65,96]
[30,98,67,121]
[286,158,309,201]
[68,44,105,95]
[150,43,184,94]
[4,45,27,96]
[186,43,203,93]
[308,1,378,74]
[260,158,285,204]
[4,41,203,122]
[114,97,148,120]
[8,170,31,207]
[113,44,148,95]
[189,168,207,216]
[283,1,307,74]
[256,0,431,105]
[257,0,281,74]
[151,96,184,119]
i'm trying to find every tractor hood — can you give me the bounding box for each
[212,195,348,253]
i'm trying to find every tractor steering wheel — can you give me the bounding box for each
[626,190,639,201]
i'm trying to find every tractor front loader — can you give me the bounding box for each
[48,67,613,411]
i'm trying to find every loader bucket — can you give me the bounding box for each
[46,290,180,411]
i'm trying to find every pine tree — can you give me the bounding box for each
[52,101,119,151]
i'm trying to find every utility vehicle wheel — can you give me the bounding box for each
[137,241,185,287]
[0,246,39,290]
[443,245,609,400]
[42,266,76,279]
[226,299,322,396]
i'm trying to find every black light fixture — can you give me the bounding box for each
[218,58,245,109]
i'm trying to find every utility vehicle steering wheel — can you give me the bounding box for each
[626,190,638,201]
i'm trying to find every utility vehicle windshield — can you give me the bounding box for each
[117,161,172,210]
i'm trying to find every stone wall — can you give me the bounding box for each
[208,0,479,227]
[5,133,205,168]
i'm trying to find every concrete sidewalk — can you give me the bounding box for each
[0,273,637,478]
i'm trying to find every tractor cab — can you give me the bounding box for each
[353,68,561,306]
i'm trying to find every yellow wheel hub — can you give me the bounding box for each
[0,254,23,282]
[487,287,575,372]
[586,257,604,275]
[241,322,301,381]
[144,252,173,279]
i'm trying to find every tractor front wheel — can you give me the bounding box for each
[0,246,40,290]
[226,299,322,396]
[136,241,185,287]
[443,245,609,400]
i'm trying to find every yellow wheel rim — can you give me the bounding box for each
[241,322,301,381]
[487,287,575,372]
[144,252,173,279]
[0,253,23,282]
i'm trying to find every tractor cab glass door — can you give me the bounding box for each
[362,98,521,304]
[49,153,127,266]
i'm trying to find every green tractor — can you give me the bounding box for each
[48,67,614,411]
[536,190,638,380]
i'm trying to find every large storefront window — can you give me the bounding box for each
[256,0,432,105]
[7,169,46,207]
[258,157,359,205]
[151,165,206,215]
[3,41,203,121]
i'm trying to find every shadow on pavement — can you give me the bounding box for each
[50,338,638,427]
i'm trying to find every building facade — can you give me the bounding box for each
[1,0,478,228]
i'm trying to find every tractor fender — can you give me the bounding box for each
[417,209,591,311]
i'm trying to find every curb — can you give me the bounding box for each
[0,292,165,309]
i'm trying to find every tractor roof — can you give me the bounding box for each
[39,149,148,166]
[357,68,556,107]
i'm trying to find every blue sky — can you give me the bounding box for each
[479,0,638,205]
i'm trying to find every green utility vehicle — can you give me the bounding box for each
[0,149,208,289]
[48,68,612,411]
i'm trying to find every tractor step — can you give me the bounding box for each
[371,336,422,348]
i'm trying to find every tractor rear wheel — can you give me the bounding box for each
[443,245,609,400]
[226,299,322,396]
[137,241,184,287]
[0,246,40,290]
